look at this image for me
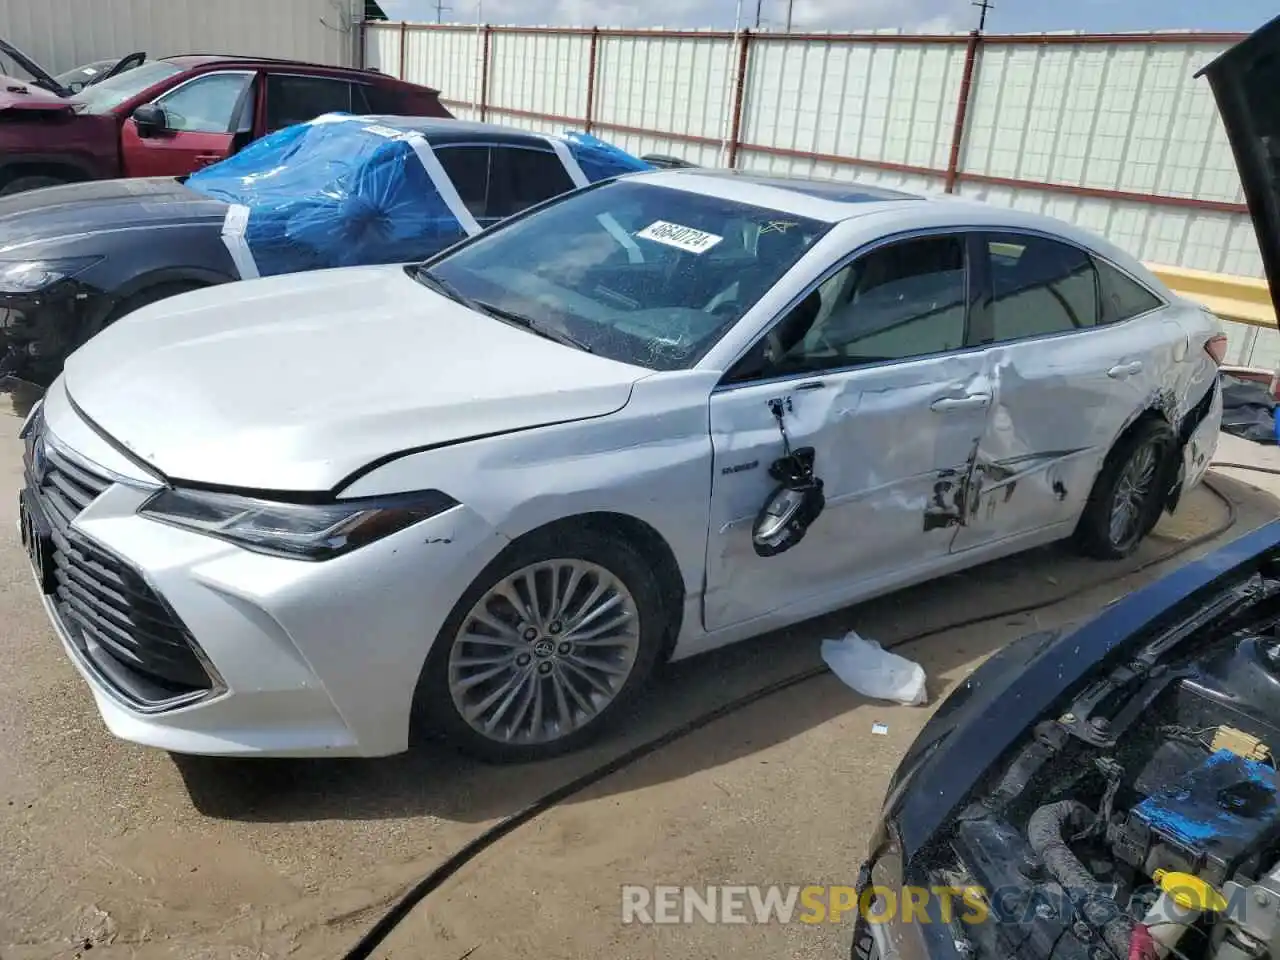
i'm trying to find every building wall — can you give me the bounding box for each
[0,0,357,74]
[368,22,1273,365]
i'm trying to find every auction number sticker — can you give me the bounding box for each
[636,221,724,254]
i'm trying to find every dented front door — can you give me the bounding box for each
[704,356,992,631]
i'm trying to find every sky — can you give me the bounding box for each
[378,0,1274,34]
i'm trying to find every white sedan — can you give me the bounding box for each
[18,169,1224,761]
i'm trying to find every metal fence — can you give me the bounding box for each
[0,0,359,74]
[364,23,1278,366]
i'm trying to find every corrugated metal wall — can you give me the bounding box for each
[0,0,355,74]
[370,22,1277,366]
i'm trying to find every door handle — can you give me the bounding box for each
[1107,361,1144,379]
[930,394,991,413]
[795,381,825,391]
[194,154,222,166]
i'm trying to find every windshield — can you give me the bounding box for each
[417,180,829,371]
[71,60,182,113]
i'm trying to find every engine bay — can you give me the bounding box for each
[933,566,1280,960]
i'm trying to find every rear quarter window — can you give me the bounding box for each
[1095,258,1164,322]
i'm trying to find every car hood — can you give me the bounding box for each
[0,37,63,95]
[0,177,227,253]
[1200,15,1280,318]
[0,75,70,110]
[62,265,649,493]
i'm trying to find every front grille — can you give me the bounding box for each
[24,418,213,706]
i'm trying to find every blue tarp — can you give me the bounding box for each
[185,115,653,279]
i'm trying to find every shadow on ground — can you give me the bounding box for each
[174,473,1261,826]
[0,378,45,421]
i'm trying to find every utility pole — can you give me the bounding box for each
[784,0,794,32]
[972,0,994,32]
[434,0,451,22]
[754,0,764,29]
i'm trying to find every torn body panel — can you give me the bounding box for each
[703,351,990,632]
[949,329,1146,553]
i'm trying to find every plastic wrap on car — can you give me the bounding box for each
[185,115,467,278]
[556,130,654,182]
[183,115,653,280]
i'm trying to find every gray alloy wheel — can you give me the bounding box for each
[418,524,667,763]
[1074,417,1176,560]
[446,558,642,745]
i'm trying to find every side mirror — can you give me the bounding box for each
[132,103,168,137]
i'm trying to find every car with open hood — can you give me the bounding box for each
[0,47,448,197]
[851,15,1280,960]
[0,40,145,98]
[0,116,651,385]
[15,153,1225,767]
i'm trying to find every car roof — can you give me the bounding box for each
[162,54,403,80]
[626,168,937,223]
[624,168,1148,263]
[353,115,574,149]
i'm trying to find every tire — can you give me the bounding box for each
[1074,418,1177,560]
[0,175,69,196]
[415,524,668,763]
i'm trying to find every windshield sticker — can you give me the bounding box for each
[636,221,724,255]
[759,220,799,235]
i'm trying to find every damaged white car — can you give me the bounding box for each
[18,169,1224,760]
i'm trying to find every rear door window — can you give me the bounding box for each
[487,147,577,218]
[264,74,354,131]
[434,146,493,222]
[984,233,1101,342]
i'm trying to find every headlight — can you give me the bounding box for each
[0,257,100,294]
[138,487,459,561]
[18,397,44,439]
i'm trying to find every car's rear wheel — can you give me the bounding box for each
[416,526,666,762]
[0,175,69,196]
[1074,418,1177,560]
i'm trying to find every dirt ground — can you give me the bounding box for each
[1,393,1277,960]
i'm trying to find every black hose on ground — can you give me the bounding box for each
[1027,800,1135,960]
[339,475,1245,960]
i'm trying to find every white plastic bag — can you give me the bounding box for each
[821,631,928,706]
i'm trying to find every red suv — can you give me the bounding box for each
[0,54,450,194]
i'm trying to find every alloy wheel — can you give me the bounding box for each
[447,559,642,745]
[1108,442,1158,548]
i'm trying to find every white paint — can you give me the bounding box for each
[41,174,1224,758]
[637,220,724,254]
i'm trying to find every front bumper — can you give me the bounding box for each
[0,281,113,385]
[21,388,510,757]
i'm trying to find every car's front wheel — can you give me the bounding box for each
[416,525,667,762]
[1074,417,1177,560]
